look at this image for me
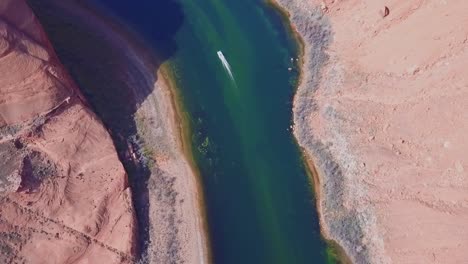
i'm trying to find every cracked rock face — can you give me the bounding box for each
[0,1,137,263]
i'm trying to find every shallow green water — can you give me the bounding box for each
[30,0,333,262]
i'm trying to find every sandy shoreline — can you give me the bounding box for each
[268,0,366,263]
[133,63,211,264]
[28,1,211,263]
[158,66,212,264]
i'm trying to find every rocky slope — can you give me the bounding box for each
[276,0,468,263]
[0,1,136,263]
[25,1,209,263]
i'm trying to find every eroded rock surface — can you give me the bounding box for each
[25,1,209,263]
[277,0,468,263]
[0,1,136,263]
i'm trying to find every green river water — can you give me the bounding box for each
[29,0,336,263]
[164,1,331,263]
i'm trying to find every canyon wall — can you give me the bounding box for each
[25,1,209,263]
[0,1,136,263]
[277,0,468,263]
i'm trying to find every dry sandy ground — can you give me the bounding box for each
[276,0,468,263]
[0,0,136,263]
[135,74,209,264]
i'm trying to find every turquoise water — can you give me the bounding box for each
[29,0,332,263]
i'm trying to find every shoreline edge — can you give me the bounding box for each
[266,0,352,263]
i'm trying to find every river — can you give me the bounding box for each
[159,0,330,262]
[29,0,334,263]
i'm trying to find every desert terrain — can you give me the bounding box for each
[276,0,468,263]
[0,0,136,263]
[1,1,209,263]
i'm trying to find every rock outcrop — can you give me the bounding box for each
[276,0,468,263]
[25,1,209,263]
[0,1,136,263]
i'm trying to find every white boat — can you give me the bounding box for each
[217,50,235,82]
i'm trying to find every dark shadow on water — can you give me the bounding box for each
[88,0,184,62]
[27,0,184,261]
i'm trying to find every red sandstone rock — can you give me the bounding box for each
[0,1,136,263]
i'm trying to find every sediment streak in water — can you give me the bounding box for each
[217,51,236,85]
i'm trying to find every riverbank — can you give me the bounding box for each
[27,1,210,263]
[268,0,377,263]
[157,66,212,264]
[131,61,211,264]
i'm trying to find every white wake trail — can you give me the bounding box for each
[217,51,236,83]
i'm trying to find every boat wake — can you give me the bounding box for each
[217,51,236,84]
